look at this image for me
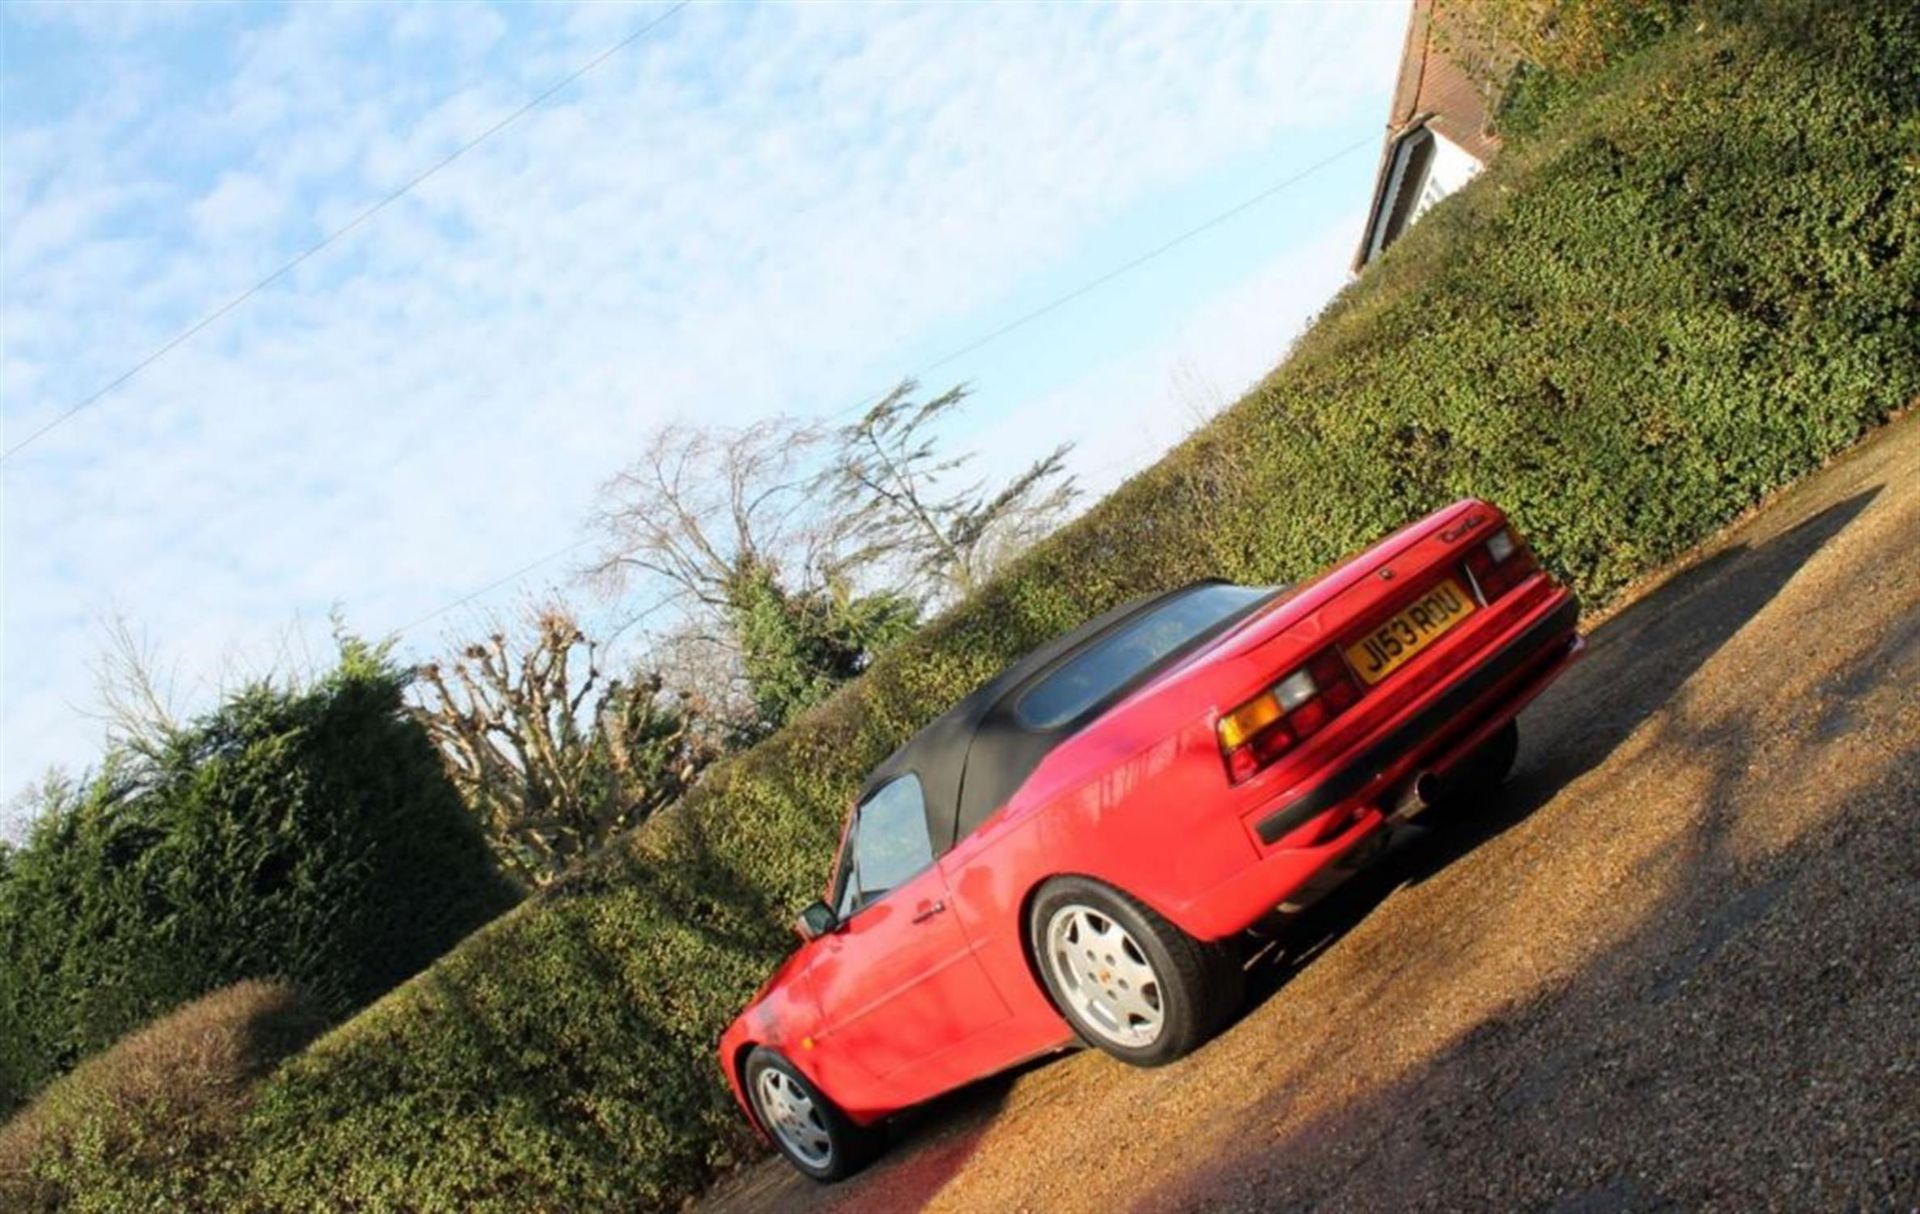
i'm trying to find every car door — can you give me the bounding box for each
[807,776,1011,1095]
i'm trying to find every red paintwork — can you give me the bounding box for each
[719,500,1582,1132]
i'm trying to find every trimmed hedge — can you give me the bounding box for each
[24,5,1920,1209]
[0,644,519,1114]
[0,982,323,1213]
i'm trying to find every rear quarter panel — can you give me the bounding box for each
[941,703,1243,1032]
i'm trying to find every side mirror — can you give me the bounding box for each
[794,900,839,942]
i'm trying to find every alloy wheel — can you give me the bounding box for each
[1044,903,1165,1047]
[754,1066,833,1168]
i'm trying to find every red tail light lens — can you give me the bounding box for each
[1465,527,1538,602]
[1309,650,1361,713]
[1218,650,1363,783]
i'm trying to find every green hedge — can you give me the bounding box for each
[28,6,1920,1209]
[0,643,519,1116]
[0,981,325,1213]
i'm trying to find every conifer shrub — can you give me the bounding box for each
[0,642,519,1114]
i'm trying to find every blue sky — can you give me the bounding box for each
[0,0,1408,826]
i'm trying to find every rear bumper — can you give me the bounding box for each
[1172,589,1581,938]
[1253,594,1580,844]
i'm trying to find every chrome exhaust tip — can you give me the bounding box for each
[1389,772,1445,822]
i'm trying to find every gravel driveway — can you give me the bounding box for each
[700,414,1920,1214]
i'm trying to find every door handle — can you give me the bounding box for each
[911,899,947,924]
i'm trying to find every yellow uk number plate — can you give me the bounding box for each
[1345,579,1476,686]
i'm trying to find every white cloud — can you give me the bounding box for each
[190,170,284,238]
[1,0,1408,814]
[7,0,228,40]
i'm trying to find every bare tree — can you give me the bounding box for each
[411,604,713,886]
[649,623,758,736]
[587,418,918,739]
[1168,357,1230,432]
[831,380,1078,602]
[588,417,851,610]
[87,614,182,761]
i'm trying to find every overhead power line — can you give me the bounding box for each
[0,0,694,466]
[396,135,1372,638]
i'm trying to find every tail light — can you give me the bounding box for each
[1218,649,1362,783]
[1463,527,1538,602]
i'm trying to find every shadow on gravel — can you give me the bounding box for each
[1236,488,1879,1015]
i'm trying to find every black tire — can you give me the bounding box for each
[1028,876,1242,1067]
[742,1046,878,1182]
[1435,719,1520,810]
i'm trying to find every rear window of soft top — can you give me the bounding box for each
[1013,583,1274,729]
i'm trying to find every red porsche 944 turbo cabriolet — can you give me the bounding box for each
[720,499,1582,1179]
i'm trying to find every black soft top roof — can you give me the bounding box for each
[859,580,1258,857]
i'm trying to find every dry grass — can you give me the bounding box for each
[0,980,322,1212]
